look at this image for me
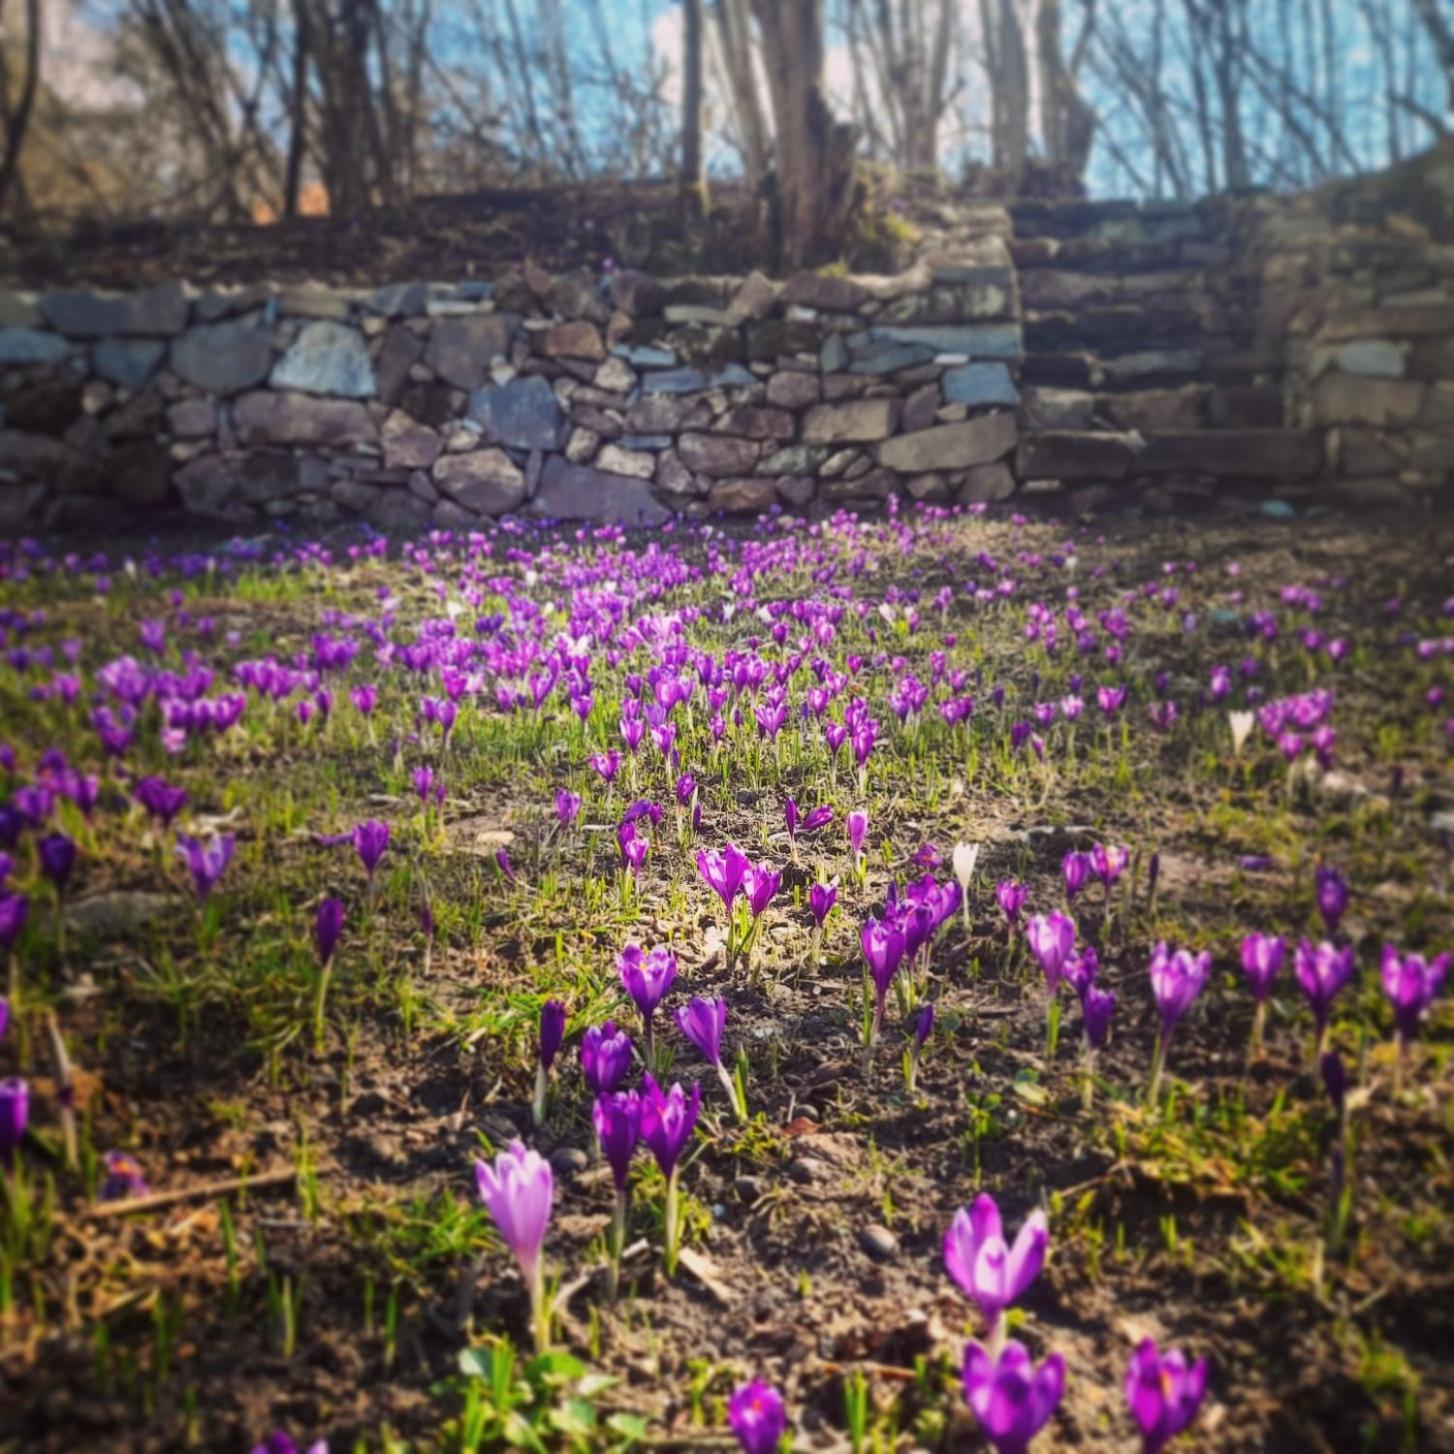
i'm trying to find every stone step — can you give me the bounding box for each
[1020,384,1284,432]
[1024,308,1226,353]
[1014,427,1323,483]
[1020,346,1272,392]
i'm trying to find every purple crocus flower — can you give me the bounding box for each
[0,892,27,951]
[1147,943,1211,1098]
[1240,933,1284,1001]
[861,914,907,1046]
[914,1001,935,1049]
[251,1435,328,1454]
[784,797,800,840]
[474,1140,553,1300]
[1315,865,1348,935]
[943,1193,1049,1330]
[675,995,727,1068]
[580,1020,633,1094]
[847,808,869,861]
[697,844,750,912]
[728,1381,788,1454]
[962,1340,1065,1454]
[638,1072,701,1177]
[1062,851,1089,901]
[315,897,344,966]
[742,863,781,918]
[1091,842,1129,889]
[593,1089,640,1193]
[1125,1339,1209,1453]
[555,789,581,827]
[995,880,1028,928]
[0,1077,27,1159]
[1149,943,1211,1039]
[134,776,188,827]
[1380,944,1448,1052]
[99,1151,149,1201]
[801,805,833,834]
[174,832,234,903]
[1082,985,1116,1049]
[618,944,677,1022]
[1062,946,1098,999]
[808,881,838,928]
[37,832,77,892]
[539,1000,567,1073]
[352,819,390,879]
[1294,939,1355,1049]
[1025,912,1076,992]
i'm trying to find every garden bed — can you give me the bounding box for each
[0,505,1451,1452]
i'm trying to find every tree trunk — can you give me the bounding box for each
[680,0,707,216]
[713,0,768,194]
[0,0,41,218]
[751,0,857,267]
[1036,0,1097,184]
[283,0,311,218]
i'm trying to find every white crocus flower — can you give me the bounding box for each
[1229,711,1255,756]
[953,841,980,929]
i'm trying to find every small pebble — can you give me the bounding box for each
[549,1146,589,1176]
[734,1175,767,1202]
[858,1224,899,1261]
[788,1156,828,1183]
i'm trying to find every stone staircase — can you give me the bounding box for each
[1006,197,1323,510]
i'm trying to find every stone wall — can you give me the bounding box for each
[0,211,1025,535]
[2,150,1452,535]
[1261,176,1454,510]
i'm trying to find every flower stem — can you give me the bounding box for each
[608,1187,626,1301]
[528,1258,550,1355]
[312,963,333,1054]
[663,1167,681,1276]
[1147,1031,1167,1105]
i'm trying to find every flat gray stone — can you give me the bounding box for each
[0,328,68,364]
[92,339,166,390]
[868,322,1023,359]
[433,449,526,515]
[270,321,375,398]
[368,282,431,317]
[467,376,562,450]
[170,315,275,395]
[0,292,41,328]
[532,456,671,526]
[802,399,897,444]
[426,313,519,390]
[173,455,240,517]
[40,282,188,338]
[613,344,677,368]
[642,364,754,394]
[944,362,1020,407]
[232,391,377,448]
[1334,339,1405,378]
[847,341,935,375]
[879,414,1017,473]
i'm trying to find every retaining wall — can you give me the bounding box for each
[2,150,1452,534]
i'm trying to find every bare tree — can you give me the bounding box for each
[751,0,858,265]
[1037,0,1098,183]
[980,0,1030,183]
[0,0,41,216]
[681,0,706,214]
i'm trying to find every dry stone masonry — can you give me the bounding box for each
[1,156,1451,534]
